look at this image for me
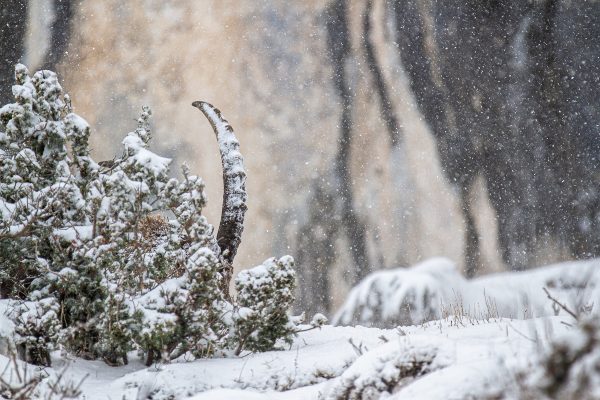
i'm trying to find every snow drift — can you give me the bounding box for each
[334,257,600,327]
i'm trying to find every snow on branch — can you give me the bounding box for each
[192,101,247,266]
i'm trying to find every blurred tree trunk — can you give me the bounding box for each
[0,0,28,105]
[326,0,370,283]
[295,183,338,315]
[0,0,74,105]
[390,0,484,276]
[41,0,73,72]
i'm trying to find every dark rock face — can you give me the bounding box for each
[391,0,600,272]
[287,0,600,314]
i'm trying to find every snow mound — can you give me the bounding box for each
[334,258,600,327]
[333,258,464,327]
[323,336,453,399]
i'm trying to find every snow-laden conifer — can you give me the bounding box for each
[0,65,299,367]
[231,256,296,354]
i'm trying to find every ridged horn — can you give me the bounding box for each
[192,101,247,266]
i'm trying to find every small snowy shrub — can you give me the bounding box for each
[325,339,451,400]
[11,299,60,367]
[519,316,600,400]
[231,256,296,354]
[0,65,299,366]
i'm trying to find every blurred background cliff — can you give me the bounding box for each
[2,0,599,315]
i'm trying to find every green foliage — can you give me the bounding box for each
[232,256,296,354]
[11,298,60,367]
[0,65,299,367]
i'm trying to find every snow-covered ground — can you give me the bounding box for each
[0,315,575,399]
[1,258,598,399]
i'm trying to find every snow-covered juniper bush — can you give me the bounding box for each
[0,64,299,366]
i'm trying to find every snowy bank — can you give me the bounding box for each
[0,317,579,399]
[1,260,599,399]
[334,257,600,327]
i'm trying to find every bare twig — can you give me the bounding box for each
[543,287,578,321]
[348,338,367,356]
[507,322,537,343]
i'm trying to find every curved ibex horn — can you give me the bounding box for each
[192,101,247,267]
